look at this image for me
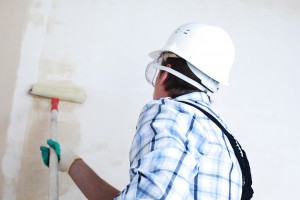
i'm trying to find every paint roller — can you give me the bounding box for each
[29,83,86,200]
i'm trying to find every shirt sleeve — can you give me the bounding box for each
[115,100,199,199]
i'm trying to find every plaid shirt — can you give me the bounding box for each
[115,92,242,199]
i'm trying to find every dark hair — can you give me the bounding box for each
[160,57,203,98]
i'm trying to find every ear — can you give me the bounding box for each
[158,64,171,85]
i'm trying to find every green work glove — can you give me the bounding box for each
[40,139,81,173]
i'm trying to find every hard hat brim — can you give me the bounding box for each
[149,50,165,59]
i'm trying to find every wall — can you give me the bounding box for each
[0,0,299,199]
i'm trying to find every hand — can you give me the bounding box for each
[40,139,81,173]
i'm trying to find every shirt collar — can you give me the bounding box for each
[174,92,210,105]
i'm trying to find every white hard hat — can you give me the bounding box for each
[149,22,235,90]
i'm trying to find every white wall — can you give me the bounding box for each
[0,0,299,199]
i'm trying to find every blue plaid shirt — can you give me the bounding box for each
[115,92,242,199]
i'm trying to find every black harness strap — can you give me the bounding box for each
[178,101,254,200]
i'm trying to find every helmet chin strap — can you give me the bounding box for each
[152,63,213,97]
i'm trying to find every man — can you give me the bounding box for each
[41,22,253,199]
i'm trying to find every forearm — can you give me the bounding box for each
[69,159,120,200]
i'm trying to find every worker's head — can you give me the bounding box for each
[147,52,203,99]
[146,22,235,99]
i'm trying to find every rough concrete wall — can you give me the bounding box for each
[0,0,300,199]
[0,0,32,197]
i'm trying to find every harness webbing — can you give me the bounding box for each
[178,100,254,200]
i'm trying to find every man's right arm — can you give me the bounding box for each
[69,159,120,200]
[40,140,120,200]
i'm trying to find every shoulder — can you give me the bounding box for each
[132,98,192,150]
[139,98,179,118]
[137,97,196,128]
[130,97,214,164]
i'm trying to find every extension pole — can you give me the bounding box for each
[49,98,59,200]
